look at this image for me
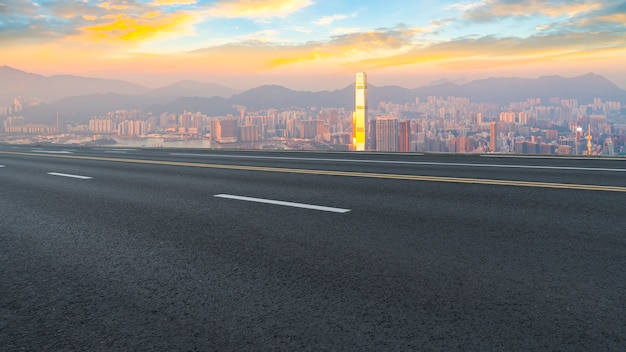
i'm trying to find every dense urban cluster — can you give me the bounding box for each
[2,93,626,155]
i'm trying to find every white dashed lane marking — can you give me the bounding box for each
[31,150,74,154]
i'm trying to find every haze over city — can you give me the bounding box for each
[2,0,626,90]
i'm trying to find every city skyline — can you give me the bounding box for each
[1,0,625,90]
[3,79,624,156]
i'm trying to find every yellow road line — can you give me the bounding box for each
[2,150,626,192]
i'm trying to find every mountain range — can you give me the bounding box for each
[2,66,625,125]
[0,66,149,104]
[0,66,239,105]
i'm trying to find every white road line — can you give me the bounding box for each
[171,153,626,172]
[427,162,626,172]
[32,150,74,154]
[481,154,626,161]
[214,194,351,213]
[0,165,5,168]
[47,172,93,180]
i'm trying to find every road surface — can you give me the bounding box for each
[1,145,625,351]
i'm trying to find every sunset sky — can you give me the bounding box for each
[1,0,625,90]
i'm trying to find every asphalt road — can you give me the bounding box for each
[1,145,625,351]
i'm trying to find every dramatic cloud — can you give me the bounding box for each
[0,0,200,45]
[514,0,626,40]
[83,13,193,42]
[461,0,603,21]
[354,30,626,70]
[571,1,626,28]
[0,1,82,41]
[180,25,425,74]
[268,26,426,67]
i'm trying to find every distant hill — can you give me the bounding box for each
[6,67,626,124]
[423,73,626,104]
[0,66,238,103]
[0,66,149,105]
[52,93,157,116]
[147,80,239,99]
[228,85,350,110]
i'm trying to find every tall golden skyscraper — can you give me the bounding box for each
[352,72,367,151]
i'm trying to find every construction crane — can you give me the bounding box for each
[585,122,593,156]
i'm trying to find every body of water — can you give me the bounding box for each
[114,138,213,149]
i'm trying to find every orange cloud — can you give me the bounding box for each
[82,11,196,43]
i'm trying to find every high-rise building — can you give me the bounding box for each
[89,118,115,133]
[367,119,376,151]
[376,116,399,152]
[240,125,260,142]
[399,120,410,152]
[352,72,367,151]
[490,121,498,152]
[210,118,239,143]
[299,120,325,139]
